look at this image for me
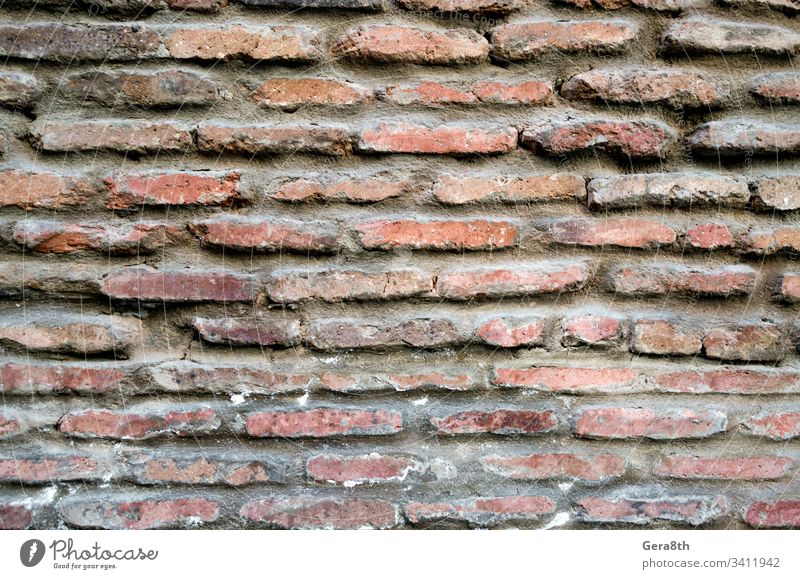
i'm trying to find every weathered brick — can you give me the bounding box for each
[651,368,800,394]
[241,497,398,529]
[0,72,39,109]
[578,495,727,525]
[431,409,557,435]
[475,316,547,348]
[145,361,314,395]
[522,118,675,159]
[266,269,432,303]
[684,223,734,250]
[125,453,285,486]
[251,78,372,110]
[494,367,639,394]
[165,25,321,61]
[237,0,382,8]
[561,67,726,109]
[397,0,524,12]
[272,175,413,203]
[433,174,585,205]
[197,124,351,156]
[0,504,31,529]
[778,272,800,303]
[751,72,800,105]
[561,313,628,348]
[383,80,552,107]
[472,80,553,104]
[383,82,477,106]
[0,313,140,356]
[190,217,342,253]
[362,371,480,392]
[745,501,800,528]
[632,318,703,356]
[687,121,800,157]
[491,20,638,60]
[105,171,241,209]
[655,456,791,480]
[0,23,160,62]
[405,496,555,526]
[739,226,800,256]
[559,0,706,10]
[743,412,800,440]
[63,70,219,108]
[587,174,749,209]
[356,219,517,251]
[307,317,462,349]
[0,170,98,210]
[661,18,800,56]
[606,263,756,297]
[31,120,193,154]
[246,408,402,437]
[193,317,301,347]
[575,407,727,439]
[0,262,103,299]
[0,361,130,395]
[12,220,184,255]
[0,412,25,439]
[332,25,489,65]
[703,323,787,362]
[482,453,625,481]
[751,175,800,211]
[102,266,257,302]
[60,497,219,529]
[550,217,676,249]
[437,260,591,300]
[59,407,221,440]
[0,454,103,484]
[306,454,427,485]
[716,0,798,13]
[358,123,517,155]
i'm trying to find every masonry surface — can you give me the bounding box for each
[0,0,799,531]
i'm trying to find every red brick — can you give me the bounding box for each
[247,409,402,438]
[146,361,313,395]
[494,367,639,394]
[431,409,557,435]
[193,317,301,347]
[384,82,477,106]
[190,217,342,253]
[405,496,555,526]
[307,317,462,349]
[606,263,756,297]
[778,273,800,303]
[102,266,257,303]
[12,220,184,255]
[662,18,800,56]
[59,407,221,440]
[0,170,98,209]
[0,411,24,439]
[655,456,791,480]
[651,368,800,394]
[522,118,675,159]
[0,362,129,395]
[578,495,727,526]
[561,67,726,109]
[751,175,800,211]
[433,174,585,205]
[31,120,193,154]
[0,23,160,61]
[703,323,787,362]
[744,412,800,440]
[687,121,800,157]
[251,78,372,110]
[551,217,676,249]
[233,0,381,7]
[332,25,488,65]
[372,371,480,392]
[491,20,638,60]
[306,454,426,485]
[745,501,800,528]
[739,226,800,256]
[356,219,517,251]
[266,269,432,303]
[105,172,241,209]
[0,455,102,484]
[575,407,727,439]
[0,72,39,108]
[482,453,625,481]
[0,313,140,356]
[632,318,703,356]
[358,123,517,155]
[241,497,398,529]
[397,0,524,12]
[0,504,31,529]
[164,25,321,61]
[272,175,413,203]
[587,174,749,209]
[751,72,800,105]
[437,260,590,300]
[127,453,285,486]
[471,80,553,104]
[475,316,548,347]
[60,497,219,529]
[684,223,734,250]
[197,124,352,156]
[561,313,627,347]
[63,70,220,108]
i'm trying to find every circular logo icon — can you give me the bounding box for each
[20,539,46,567]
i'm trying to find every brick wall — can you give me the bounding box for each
[0,0,799,530]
